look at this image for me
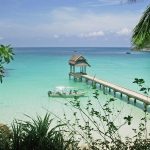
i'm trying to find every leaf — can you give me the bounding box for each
[0,44,14,83]
[124,115,133,125]
[140,87,146,91]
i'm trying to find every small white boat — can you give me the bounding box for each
[48,86,86,98]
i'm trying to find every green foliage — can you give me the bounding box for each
[133,78,150,95]
[12,113,73,150]
[124,116,133,125]
[0,44,14,83]
[11,120,24,150]
[0,114,73,150]
[61,94,133,149]
[0,124,12,150]
[58,78,150,149]
[132,5,150,50]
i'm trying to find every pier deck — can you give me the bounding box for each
[82,74,150,105]
[69,73,150,106]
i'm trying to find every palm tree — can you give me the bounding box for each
[0,45,14,83]
[132,5,150,50]
[121,0,150,50]
[126,0,150,50]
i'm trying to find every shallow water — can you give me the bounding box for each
[0,47,150,137]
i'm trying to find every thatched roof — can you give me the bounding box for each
[69,55,90,67]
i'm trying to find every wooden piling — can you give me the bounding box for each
[127,96,130,103]
[114,90,116,97]
[120,93,123,98]
[134,98,136,104]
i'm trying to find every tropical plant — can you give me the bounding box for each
[132,5,150,50]
[59,95,133,149]
[0,124,12,150]
[122,0,150,50]
[52,78,150,149]
[0,44,14,83]
[10,113,73,150]
[0,113,75,150]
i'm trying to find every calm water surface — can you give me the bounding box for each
[0,47,150,137]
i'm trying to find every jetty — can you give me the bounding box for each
[68,55,150,109]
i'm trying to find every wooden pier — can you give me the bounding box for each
[68,55,150,109]
[69,72,150,107]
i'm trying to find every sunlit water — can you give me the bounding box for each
[0,47,150,138]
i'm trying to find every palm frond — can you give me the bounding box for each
[132,5,150,50]
[11,120,24,150]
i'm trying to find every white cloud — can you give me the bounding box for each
[117,28,131,36]
[46,7,139,36]
[0,7,139,40]
[80,31,104,38]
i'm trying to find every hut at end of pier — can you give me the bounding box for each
[69,55,90,77]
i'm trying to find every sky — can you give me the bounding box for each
[0,0,150,47]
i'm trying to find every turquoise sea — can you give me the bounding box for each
[0,47,150,137]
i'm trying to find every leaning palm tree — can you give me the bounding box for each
[132,5,150,50]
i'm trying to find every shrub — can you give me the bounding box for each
[11,113,74,150]
[54,78,150,149]
[0,124,12,150]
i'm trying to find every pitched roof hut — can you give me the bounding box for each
[69,55,90,75]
